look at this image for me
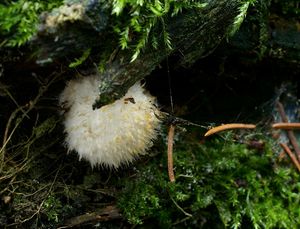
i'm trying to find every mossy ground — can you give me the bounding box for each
[1,42,300,228]
[1,53,300,228]
[1,0,300,228]
[1,115,300,228]
[1,36,300,228]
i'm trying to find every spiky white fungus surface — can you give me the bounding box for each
[59,75,161,168]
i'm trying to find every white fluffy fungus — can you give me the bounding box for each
[59,75,161,168]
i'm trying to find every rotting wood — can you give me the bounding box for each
[59,205,121,228]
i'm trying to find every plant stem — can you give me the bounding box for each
[167,124,176,182]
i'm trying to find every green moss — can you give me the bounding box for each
[117,131,300,228]
[1,83,299,228]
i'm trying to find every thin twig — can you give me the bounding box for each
[76,187,116,197]
[167,124,176,182]
[1,104,27,170]
[0,72,63,171]
[204,123,256,137]
[161,111,207,128]
[3,87,30,119]
[272,123,300,130]
[0,155,33,182]
[276,101,300,161]
[279,143,300,172]
[278,150,286,161]
[0,176,16,195]
[170,196,192,217]
[7,157,64,227]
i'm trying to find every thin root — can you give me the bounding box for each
[272,123,300,130]
[279,143,300,172]
[167,124,176,182]
[204,123,256,137]
[276,101,300,161]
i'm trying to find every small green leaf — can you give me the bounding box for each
[69,48,91,68]
[112,0,125,15]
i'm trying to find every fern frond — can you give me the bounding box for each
[112,0,206,62]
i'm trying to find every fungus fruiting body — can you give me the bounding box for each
[59,75,161,168]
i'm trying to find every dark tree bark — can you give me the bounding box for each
[34,0,247,107]
[93,0,247,108]
[35,0,270,107]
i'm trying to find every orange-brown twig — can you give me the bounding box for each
[276,101,300,161]
[272,123,300,130]
[204,123,256,137]
[167,124,176,182]
[280,143,300,172]
[278,150,286,161]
